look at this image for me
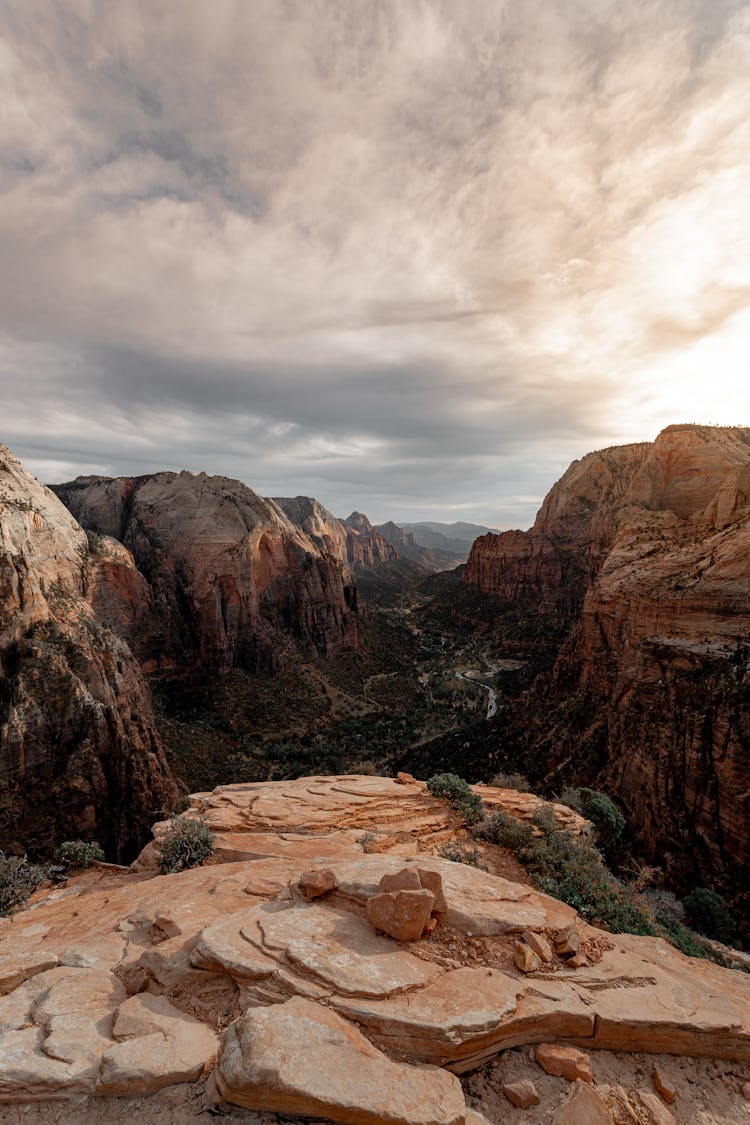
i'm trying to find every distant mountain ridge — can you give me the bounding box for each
[398,520,499,564]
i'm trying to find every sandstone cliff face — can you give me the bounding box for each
[55,473,359,676]
[0,447,177,859]
[466,426,750,899]
[273,496,398,570]
[464,441,651,619]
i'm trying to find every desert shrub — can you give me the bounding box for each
[427,772,484,824]
[53,840,105,870]
[437,842,487,870]
[683,887,737,944]
[559,787,625,857]
[0,852,46,916]
[158,816,215,874]
[640,887,685,923]
[473,805,655,936]
[490,771,530,792]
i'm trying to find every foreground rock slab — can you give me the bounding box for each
[215,996,466,1125]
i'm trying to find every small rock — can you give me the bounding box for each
[379,869,423,894]
[522,931,553,962]
[742,1082,750,1101]
[367,888,435,941]
[514,942,541,974]
[396,772,416,784]
[637,1090,676,1124]
[422,916,438,936]
[297,869,339,900]
[415,868,448,913]
[503,1080,540,1108]
[555,927,581,957]
[553,1081,615,1124]
[536,1042,593,1083]
[652,1066,676,1105]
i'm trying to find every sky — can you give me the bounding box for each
[2,1,750,528]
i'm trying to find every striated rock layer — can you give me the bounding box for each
[464,425,750,900]
[0,446,177,859]
[1,776,750,1120]
[54,472,359,675]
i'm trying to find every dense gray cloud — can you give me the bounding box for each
[2,0,750,526]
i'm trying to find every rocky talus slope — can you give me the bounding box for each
[54,473,359,675]
[0,446,177,859]
[464,425,750,901]
[2,775,749,1123]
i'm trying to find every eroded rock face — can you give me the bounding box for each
[54,472,358,674]
[2,775,750,1118]
[274,497,399,570]
[465,425,750,897]
[0,446,177,858]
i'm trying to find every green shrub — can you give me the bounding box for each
[560,787,625,857]
[53,840,105,870]
[427,773,484,824]
[158,816,215,875]
[436,842,487,869]
[473,805,655,936]
[0,852,46,916]
[490,771,530,792]
[683,887,737,944]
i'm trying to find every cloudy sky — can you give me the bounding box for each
[2,0,750,527]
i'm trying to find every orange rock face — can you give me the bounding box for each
[54,472,359,674]
[2,774,750,1117]
[0,446,178,859]
[465,425,750,900]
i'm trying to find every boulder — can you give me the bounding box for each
[298,869,339,900]
[514,942,541,974]
[99,993,218,1094]
[215,996,466,1124]
[503,1079,540,1107]
[536,1042,593,1082]
[522,930,553,962]
[554,927,581,957]
[553,1081,615,1124]
[367,888,435,941]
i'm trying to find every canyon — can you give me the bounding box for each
[463,424,750,907]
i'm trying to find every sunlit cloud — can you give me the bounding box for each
[1,0,749,527]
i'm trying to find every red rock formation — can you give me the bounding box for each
[465,426,750,900]
[55,472,359,675]
[273,497,398,570]
[0,446,177,859]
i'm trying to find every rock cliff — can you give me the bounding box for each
[1,775,749,1121]
[273,496,398,570]
[0,446,177,859]
[464,425,750,903]
[54,473,359,675]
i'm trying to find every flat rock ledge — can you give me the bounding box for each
[1,775,749,1124]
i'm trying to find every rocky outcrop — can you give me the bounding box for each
[273,496,398,570]
[465,425,750,902]
[54,472,359,675]
[0,446,177,859]
[464,441,651,620]
[2,775,750,1119]
[376,521,455,572]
